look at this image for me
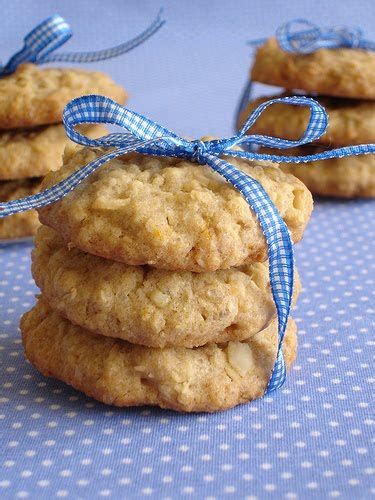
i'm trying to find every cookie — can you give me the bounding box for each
[0,178,42,239]
[21,297,297,412]
[238,93,375,147]
[0,124,108,181]
[0,63,127,129]
[251,38,375,100]
[38,146,313,272]
[260,146,375,198]
[32,225,301,348]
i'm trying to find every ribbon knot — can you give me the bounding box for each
[190,140,209,165]
[0,10,165,77]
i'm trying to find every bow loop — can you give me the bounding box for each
[237,95,328,149]
[0,10,164,77]
[63,95,182,148]
[276,19,322,53]
[27,15,72,61]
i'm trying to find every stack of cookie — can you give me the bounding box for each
[0,63,126,240]
[237,37,375,198]
[21,145,313,412]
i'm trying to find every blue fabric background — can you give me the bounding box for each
[0,1,374,498]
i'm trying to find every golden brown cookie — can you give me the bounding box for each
[0,178,42,239]
[0,124,108,181]
[238,93,375,147]
[21,297,297,412]
[260,146,375,198]
[38,146,313,272]
[251,38,375,100]
[32,225,301,348]
[0,63,127,129]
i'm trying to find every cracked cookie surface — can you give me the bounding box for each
[0,63,127,129]
[251,38,375,99]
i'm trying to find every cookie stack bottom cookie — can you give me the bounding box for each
[20,225,301,412]
[21,297,297,412]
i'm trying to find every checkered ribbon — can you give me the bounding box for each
[0,10,165,77]
[250,19,375,53]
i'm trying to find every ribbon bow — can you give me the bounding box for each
[276,19,375,53]
[1,95,374,395]
[0,10,165,77]
[250,19,375,54]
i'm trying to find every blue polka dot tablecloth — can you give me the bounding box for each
[0,199,374,500]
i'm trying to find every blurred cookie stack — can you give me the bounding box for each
[21,143,314,412]
[237,36,375,198]
[0,63,127,241]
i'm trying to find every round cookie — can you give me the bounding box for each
[38,146,313,272]
[260,146,375,198]
[21,297,297,412]
[238,94,375,147]
[32,225,301,348]
[0,178,42,239]
[0,63,127,129]
[251,38,375,100]
[0,124,108,181]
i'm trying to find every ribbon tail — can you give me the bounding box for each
[236,96,328,148]
[205,154,294,394]
[42,9,165,64]
[226,143,375,163]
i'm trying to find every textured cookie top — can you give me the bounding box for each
[0,124,107,181]
[260,146,375,199]
[251,38,375,100]
[239,94,375,147]
[38,147,313,272]
[21,298,297,412]
[32,226,301,347]
[0,63,127,129]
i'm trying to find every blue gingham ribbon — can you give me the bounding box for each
[0,10,165,77]
[1,95,374,395]
[237,19,375,123]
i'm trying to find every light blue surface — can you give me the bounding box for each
[0,1,374,498]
